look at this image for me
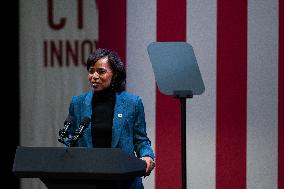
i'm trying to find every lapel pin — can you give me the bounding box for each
[118,114,123,118]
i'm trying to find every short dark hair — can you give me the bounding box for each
[86,48,126,92]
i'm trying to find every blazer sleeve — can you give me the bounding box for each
[133,97,155,160]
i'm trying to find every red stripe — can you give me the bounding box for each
[95,0,126,63]
[216,1,247,189]
[279,0,284,188]
[156,0,186,189]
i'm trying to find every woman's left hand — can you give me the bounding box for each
[141,156,155,177]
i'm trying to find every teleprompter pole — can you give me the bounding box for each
[174,90,193,189]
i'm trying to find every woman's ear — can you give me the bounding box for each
[111,73,117,82]
[111,73,117,89]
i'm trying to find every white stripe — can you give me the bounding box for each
[247,0,278,188]
[186,1,217,189]
[126,1,156,188]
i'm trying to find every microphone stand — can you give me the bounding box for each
[58,125,72,146]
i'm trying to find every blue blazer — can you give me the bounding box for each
[67,90,155,160]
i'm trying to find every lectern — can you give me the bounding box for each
[13,146,146,189]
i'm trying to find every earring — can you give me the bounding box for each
[111,83,115,90]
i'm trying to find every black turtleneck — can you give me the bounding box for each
[91,87,116,148]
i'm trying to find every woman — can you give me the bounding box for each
[65,48,155,189]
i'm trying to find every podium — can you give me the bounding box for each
[12,146,146,189]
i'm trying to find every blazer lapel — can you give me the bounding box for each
[111,92,126,147]
[82,90,93,118]
[82,90,93,147]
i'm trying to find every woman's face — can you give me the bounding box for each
[88,57,114,91]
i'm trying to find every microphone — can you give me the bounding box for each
[71,117,91,143]
[58,115,74,145]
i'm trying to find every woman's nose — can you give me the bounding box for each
[92,71,100,78]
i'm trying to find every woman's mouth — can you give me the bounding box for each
[91,82,100,87]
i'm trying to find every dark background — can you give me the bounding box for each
[0,0,20,188]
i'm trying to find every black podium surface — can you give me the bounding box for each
[13,146,146,189]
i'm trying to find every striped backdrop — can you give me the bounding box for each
[20,0,283,189]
